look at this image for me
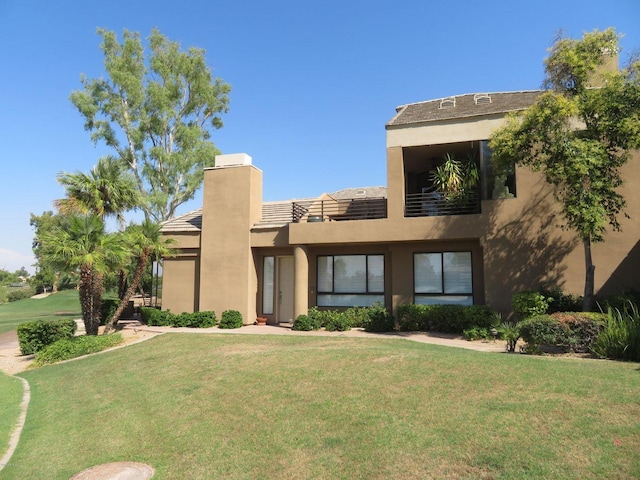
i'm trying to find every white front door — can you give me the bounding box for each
[277,256,294,323]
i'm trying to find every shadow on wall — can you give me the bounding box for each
[437,181,578,316]
[599,239,640,297]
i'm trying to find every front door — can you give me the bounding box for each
[277,256,294,323]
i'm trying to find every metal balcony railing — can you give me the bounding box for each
[405,191,481,217]
[293,197,387,223]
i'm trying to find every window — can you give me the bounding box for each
[414,252,473,305]
[480,140,516,199]
[317,254,384,307]
[262,256,275,314]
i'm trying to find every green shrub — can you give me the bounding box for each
[395,304,426,331]
[292,314,315,331]
[463,327,493,341]
[324,312,352,332]
[395,304,498,333]
[173,311,216,328]
[362,304,395,333]
[591,303,640,361]
[142,307,174,326]
[343,307,371,328]
[519,313,606,353]
[307,307,339,329]
[17,318,77,355]
[219,310,243,329]
[512,291,550,319]
[519,315,561,347]
[550,312,606,351]
[540,286,583,313]
[32,333,124,367]
[7,288,35,302]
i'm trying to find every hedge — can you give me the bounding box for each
[141,307,217,328]
[519,312,607,353]
[395,304,498,333]
[17,318,77,355]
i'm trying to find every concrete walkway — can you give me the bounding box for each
[120,322,508,353]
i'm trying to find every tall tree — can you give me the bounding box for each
[490,28,640,311]
[70,28,231,223]
[104,220,175,333]
[40,215,127,335]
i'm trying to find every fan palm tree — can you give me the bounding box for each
[104,220,175,333]
[40,215,128,335]
[55,156,140,228]
[56,156,141,299]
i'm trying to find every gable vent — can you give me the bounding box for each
[474,93,492,105]
[439,96,456,109]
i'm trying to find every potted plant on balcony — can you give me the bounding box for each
[429,153,479,212]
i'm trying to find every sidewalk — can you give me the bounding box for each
[0,322,507,376]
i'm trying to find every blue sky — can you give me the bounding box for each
[1,0,638,273]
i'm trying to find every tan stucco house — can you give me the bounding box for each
[159,90,640,324]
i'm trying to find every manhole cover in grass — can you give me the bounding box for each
[70,461,154,479]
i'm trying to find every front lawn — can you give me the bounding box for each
[0,290,80,334]
[4,334,639,479]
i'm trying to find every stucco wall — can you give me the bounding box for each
[198,165,263,324]
[162,252,200,314]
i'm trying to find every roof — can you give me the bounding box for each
[328,186,387,200]
[160,209,203,233]
[387,90,544,127]
[160,187,388,232]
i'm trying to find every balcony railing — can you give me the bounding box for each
[405,191,480,217]
[293,197,387,223]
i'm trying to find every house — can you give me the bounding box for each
[159,91,640,324]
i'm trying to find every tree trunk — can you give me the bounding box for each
[582,236,596,312]
[118,269,128,300]
[104,253,149,334]
[78,267,102,335]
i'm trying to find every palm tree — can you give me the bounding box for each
[55,156,140,228]
[56,156,141,300]
[40,215,128,335]
[104,220,175,333]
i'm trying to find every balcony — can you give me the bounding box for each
[405,191,480,217]
[293,197,387,223]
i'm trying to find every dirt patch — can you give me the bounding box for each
[70,461,155,480]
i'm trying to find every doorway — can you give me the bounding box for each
[277,256,294,323]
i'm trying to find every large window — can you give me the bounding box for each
[317,254,384,307]
[414,252,473,305]
[480,140,516,200]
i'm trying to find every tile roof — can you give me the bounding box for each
[328,186,387,200]
[387,90,544,127]
[160,209,203,233]
[160,187,388,232]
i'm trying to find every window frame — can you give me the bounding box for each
[316,254,385,307]
[413,251,474,306]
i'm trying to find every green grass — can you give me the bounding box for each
[0,372,23,459]
[0,290,80,334]
[3,333,639,479]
